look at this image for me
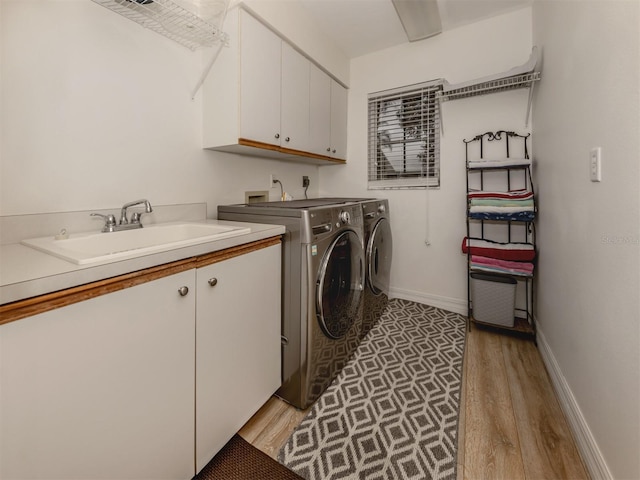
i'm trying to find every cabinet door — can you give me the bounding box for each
[195,244,281,473]
[281,43,310,151]
[0,271,196,480]
[239,10,281,146]
[309,63,332,157]
[330,80,348,160]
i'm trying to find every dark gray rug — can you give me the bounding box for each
[278,299,466,480]
[196,434,304,480]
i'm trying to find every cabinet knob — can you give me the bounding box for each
[208,278,218,287]
[326,147,331,152]
[332,149,336,154]
[285,137,290,142]
[178,286,189,297]
[274,133,280,139]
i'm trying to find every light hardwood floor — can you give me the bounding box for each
[239,325,589,479]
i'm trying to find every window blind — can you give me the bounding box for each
[368,80,442,189]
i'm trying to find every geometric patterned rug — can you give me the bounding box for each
[278,299,467,480]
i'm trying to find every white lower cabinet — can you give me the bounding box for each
[195,243,281,473]
[0,270,197,480]
[0,241,282,479]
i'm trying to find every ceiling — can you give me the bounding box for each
[296,0,532,59]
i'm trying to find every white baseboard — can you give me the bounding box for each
[389,287,467,315]
[536,327,613,480]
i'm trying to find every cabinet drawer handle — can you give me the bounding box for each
[274,133,280,139]
[178,286,189,296]
[208,278,218,287]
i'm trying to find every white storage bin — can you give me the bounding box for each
[470,272,516,327]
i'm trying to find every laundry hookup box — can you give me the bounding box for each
[470,272,517,327]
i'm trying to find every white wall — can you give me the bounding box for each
[532,1,640,478]
[0,0,348,218]
[321,7,534,313]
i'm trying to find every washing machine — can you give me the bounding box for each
[361,199,393,338]
[218,199,365,409]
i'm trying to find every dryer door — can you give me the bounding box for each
[367,218,393,295]
[316,230,364,339]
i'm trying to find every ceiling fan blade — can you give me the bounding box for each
[391,0,442,41]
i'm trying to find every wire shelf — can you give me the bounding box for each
[438,72,541,102]
[91,0,229,51]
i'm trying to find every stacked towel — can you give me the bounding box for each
[471,255,534,276]
[468,189,535,221]
[468,189,533,200]
[467,157,532,169]
[461,237,536,261]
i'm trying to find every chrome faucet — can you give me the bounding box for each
[91,199,153,233]
[120,199,153,226]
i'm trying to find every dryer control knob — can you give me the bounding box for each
[339,211,351,224]
[378,204,386,214]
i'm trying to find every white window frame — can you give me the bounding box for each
[368,79,443,189]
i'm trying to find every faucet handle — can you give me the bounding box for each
[130,212,144,224]
[91,213,117,232]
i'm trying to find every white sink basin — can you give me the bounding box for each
[21,222,251,265]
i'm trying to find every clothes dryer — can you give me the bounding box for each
[361,199,393,338]
[218,199,365,409]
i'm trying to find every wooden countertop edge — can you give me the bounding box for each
[0,236,282,326]
[238,138,347,164]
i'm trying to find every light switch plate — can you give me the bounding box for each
[590,147,602,182]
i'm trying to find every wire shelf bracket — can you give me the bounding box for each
[437,46,541,128]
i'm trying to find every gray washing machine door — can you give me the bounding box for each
[316,230,364,339]
[367,217,392,295]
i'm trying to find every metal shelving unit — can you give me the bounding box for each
[463,130,537,341]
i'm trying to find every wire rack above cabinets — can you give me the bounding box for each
[91,0,229,51]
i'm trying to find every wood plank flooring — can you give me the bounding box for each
[239,325,589,479]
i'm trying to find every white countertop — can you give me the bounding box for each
[0,220,284,305]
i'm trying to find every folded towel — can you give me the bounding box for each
[470,264,534,277]
[462,237,536,261]
[471,255,534,273]
[469,205,534,213]
[468,157,532,169]
[470,198,534,208]
[468,189,533,200]
[469,211,536,221]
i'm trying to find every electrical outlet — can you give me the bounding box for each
[270,174,278,188]
[302,176,310,188]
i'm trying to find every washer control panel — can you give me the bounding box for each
[302,203,363,243]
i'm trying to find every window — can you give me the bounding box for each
[368,80,442,189]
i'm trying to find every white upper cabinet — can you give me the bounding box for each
[309,62,332,157]
[281,42,311,152]
[309,65,348,161]
[239,11,281,146]
[203,7,347,164]
[330,80,348,160]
